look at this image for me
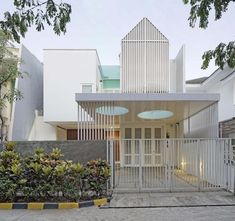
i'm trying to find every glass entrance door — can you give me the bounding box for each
[134,128,141,165]
[122,126,162,166]
[154,128,162,166]
[123,128,132,165]
[144,128,152,166]
[143,127,162,166]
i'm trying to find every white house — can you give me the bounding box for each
[75,18,233,192]
[12,18,220,143]
[8,18,234,192]
[36,18,219,142]
[76,18,219,142]
[186,65,235,139]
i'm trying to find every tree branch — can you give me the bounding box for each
[0,0,72,43]
[183,0,235,69]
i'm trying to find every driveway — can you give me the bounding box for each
[1,191,235,221]
[1,206,235,221]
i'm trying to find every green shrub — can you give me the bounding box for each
[0,145,111,202]
[82,159,111,199]
[0,141,23,202]
[22,148,83,202]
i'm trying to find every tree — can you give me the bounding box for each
[0,30,23,142]
[183,0,235,69]
[0,1,71,141]
[0,0,72,43]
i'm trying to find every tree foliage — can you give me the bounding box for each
[0,1,71,140]
[183,0,235,69]
[0,0,72,43]
[0,30,23,141]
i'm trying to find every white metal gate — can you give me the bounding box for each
[107,138,235,192]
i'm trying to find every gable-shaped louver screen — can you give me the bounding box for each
[121,18,169,93]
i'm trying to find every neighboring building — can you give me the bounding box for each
[6,45,43,141]
[186,65,235,139]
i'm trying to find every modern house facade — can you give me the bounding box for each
[8,18,235,143]
[8,18,234,192]
[74,18,234,191]
[76,18,219,142]
[11,18,233,143]
[35,18,219,142]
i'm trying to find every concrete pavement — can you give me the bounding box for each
[1,191,235,221]
[109,191,235,207]
[1,206,235,221]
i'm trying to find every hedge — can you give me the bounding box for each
[0,142,111,202]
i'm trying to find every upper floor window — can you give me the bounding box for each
[81,84,92,93]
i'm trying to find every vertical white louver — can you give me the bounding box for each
[121,18,169,93]
[183,103,219,138]
[78,101,115,140]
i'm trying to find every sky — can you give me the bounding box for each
[1,0,235,80]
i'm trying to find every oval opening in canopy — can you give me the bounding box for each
[137,110,173,120]
[96,106,129,116]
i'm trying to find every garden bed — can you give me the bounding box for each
[0,142,111,204]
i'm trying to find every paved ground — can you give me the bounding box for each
[115,167,199,190]
[1,206,235,221]
[1,191,235,221]
[109,191,235,207]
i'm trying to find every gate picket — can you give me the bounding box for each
[107,138,234,193]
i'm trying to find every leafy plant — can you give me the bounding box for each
[0,145,111,202]
[0,31,24,142]
[0,0,72,43]
[183,0,235,69]
[82,159,111,199]
[0,141,22,202]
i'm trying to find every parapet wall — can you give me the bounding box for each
[0,140,107,164]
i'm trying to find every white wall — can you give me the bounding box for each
[185,84,205,93]
[217,75,235,121]
[201,67,235,122]
[170,45,185,93]
[43,49,100,123]
[183,103,219,138]
[29,110,57,140]
[169,59,176,92]
[56,127,67,140]
[9,45,43,141]
[186,67,235,123]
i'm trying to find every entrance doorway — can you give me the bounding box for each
[122,127,163,166]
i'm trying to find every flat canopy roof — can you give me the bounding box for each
[76,93,219,102]
[75,93,219,123]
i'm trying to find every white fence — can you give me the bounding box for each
[107,138,235,192]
